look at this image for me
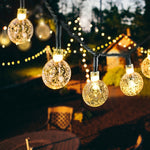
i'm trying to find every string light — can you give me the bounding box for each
[68,21,72,25]
[120,64,143,96]
[0,46,47,67]
[8,6,33,45]
[35,18,51,41]
[82,71,109,107]
[43,1,150,107]
[0,26,11,48]
[141,49,150,78]
[42,48,71,89]
[101,32,105,36]
[107,36,111,40]
[17,41,31,51]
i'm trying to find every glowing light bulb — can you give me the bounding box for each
[95,27,99,33]
[8,8,33,45]
[0,26,11,48]
[42,48,71,89]
[141,50,150,78]
[35,19,51,41]
[17,41,31,51]
[82,71,109,107]
[120,64,143,96]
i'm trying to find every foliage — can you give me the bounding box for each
[102,67,125,87]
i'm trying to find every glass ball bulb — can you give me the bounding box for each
[82,71,109,107]
[17,41,31,51]
[35,20,51,41]
[42,49,71,89]
[120,64,143,96]
[0,26,11,48]
[141,51,150,78]
[7,8,33,45]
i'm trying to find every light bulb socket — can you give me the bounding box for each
[126,64,134,74]
[39,18,45,25]
[53,48,63,62]
[90,71,100,81]
[17,8,27,20]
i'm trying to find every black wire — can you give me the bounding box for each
[23,0,25,8]
[93,55,99,72]
[44,0,150,68]
[20,0,22,8]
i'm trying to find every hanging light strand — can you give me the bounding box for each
[0,46,48,67]
[44,0,150,60]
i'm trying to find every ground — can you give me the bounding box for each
[0,78,150,150]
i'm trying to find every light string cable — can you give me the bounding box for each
[44,0,150,68]
[56,20,62,49]
[0,47,48,67]
[20,0,25,8]
[44,0,95,56]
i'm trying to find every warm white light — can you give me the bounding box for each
[67,43,71,47]
[113,39,116,43]
[53,54,63,62]
[80,48,83,51]
[83,53,86,57]
[17,8,27,20]
[141,50,150,78]
[77,17,80,21]
[95,27,99,33]
[90,71,99,81]
[90,24,93,28]
[86,69,89,72]
[8,8,33,45]
[73,27,77,31]
[73,50,77,53]
[126,64,134,74]
[86,74,89,78]
[42,48,71,90]
[82,58,86,62]
[75,20,78,23]
[83,64,87,68]
[80,37,84,41]
[78,27,82,31]
[108,36,111,40]
[120,64,143,96]
[17,41,31,51]
[78,32,81,36]
[82,71,109,107]
[101,32,105,36]
[0,26,11,48]
[35,19,51,41]
[70,38,74,42]
[68,21,71,25]
[128,46,131,50]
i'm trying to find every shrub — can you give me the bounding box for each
[102,67,125,87]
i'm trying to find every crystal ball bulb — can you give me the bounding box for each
[42,59,71,89]
[0,34,10,48]
[35,24,51,41]
[82,80,109,107]
[8,18,33,45]
[120,72,143,96]
[17,41,31,51]
[141,57,150,78]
